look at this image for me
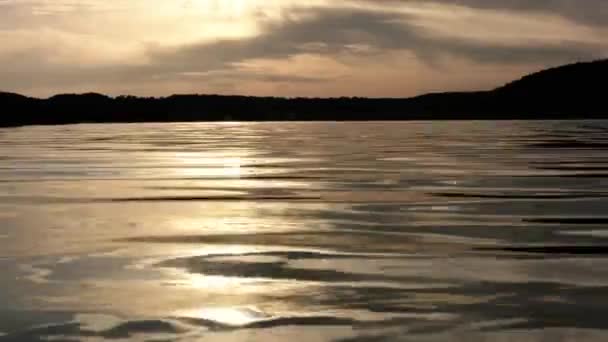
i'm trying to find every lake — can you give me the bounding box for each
[1,121,608,341]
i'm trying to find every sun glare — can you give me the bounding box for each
[185,0,250,17]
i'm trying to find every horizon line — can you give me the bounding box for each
[2,58,604,101]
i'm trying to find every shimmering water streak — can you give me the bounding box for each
[2,121,608,341]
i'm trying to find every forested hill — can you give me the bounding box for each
[1,59,606,127]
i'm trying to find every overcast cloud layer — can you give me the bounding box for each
[0,0,606,97]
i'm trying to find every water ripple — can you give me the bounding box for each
[2,121,608,341]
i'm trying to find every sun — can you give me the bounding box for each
[184,0,251,17]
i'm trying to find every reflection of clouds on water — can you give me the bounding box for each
[560,230,608,238]
[75,313,124,332]
[0,315,357,341]
[19,263,53,284]
[4,317,608,342]
[2,122,608,340]
[178,306,271,326]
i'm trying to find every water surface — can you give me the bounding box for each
[2,121,608,341]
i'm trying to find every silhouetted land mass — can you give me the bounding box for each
[1,59,606,127]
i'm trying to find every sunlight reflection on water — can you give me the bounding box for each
[2,121,608,341]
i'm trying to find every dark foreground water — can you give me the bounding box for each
[2,121,608,341]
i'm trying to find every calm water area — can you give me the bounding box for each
[2,121,608,341]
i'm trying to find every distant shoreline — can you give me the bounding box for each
[3,117,602,130]
[1,59,606,127]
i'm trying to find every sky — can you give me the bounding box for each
[0,0,607,98]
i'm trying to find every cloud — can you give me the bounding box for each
[0,0,606,96]
[145,6,605,74]
[351,0,608,27]
[444,0,608,27]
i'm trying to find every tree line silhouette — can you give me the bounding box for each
[1,59,606,127]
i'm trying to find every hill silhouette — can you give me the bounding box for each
[1,59,606,127]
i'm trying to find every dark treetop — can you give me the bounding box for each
[1,59,606,127]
